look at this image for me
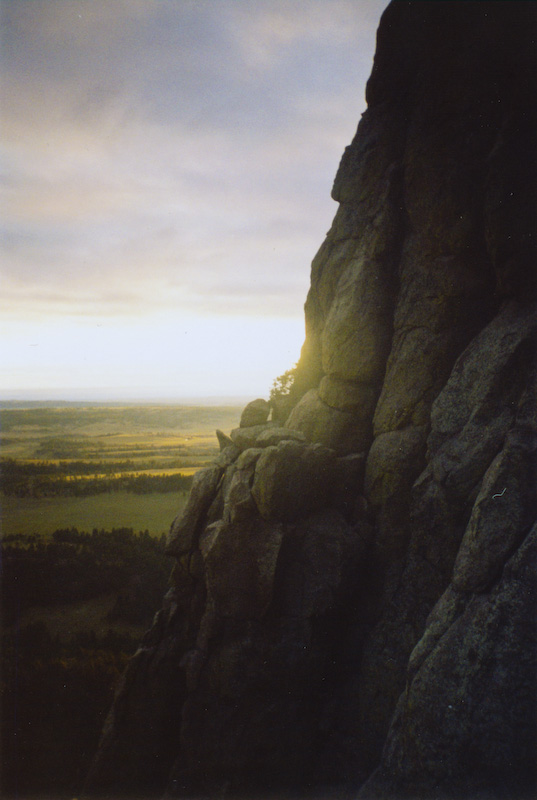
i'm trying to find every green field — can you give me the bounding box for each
[1,490,188,539]
[1,370,246,797]
[0,402,242,461]
[0,401,243,539]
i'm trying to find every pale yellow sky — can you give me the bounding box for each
[0,0,387,400]
[1,313,305,400]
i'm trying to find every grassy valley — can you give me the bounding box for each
[1,402,241,537]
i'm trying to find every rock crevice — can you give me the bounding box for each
[85,3,537,798]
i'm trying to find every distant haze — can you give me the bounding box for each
[0,0,387,401]
[0,389,251,406]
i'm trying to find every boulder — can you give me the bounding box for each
[166,466,223,556]
[203,516,284,620]
[318,375,379,414]
[254,427,307,447]
[251,439,336,521]
[222,447,264,523]
[364,427,427,508]
[320,252,394,385]
[285,388,373,455]
[239,398,271,428]
[230,422,277,451]
[213,443,240,468]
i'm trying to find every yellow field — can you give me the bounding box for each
[1,402,244,539]
[0,403,241,461]
[28,466,202,481]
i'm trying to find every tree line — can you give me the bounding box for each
[1,458,193,497]
[2,526,173,798]
[2,456,188,475]
[2,526,171,620]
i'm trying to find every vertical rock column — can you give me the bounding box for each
[285,55,407,456]
[85,3,537,798]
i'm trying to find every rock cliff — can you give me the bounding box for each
[85,2,536,798]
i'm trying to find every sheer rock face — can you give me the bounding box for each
[85,3,537,799]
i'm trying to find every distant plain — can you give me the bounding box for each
[0,402,242,538]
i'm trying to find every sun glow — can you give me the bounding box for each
[1,0,385,405]
[0,313,305,401]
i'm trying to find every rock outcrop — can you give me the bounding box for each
[85,2,536,798]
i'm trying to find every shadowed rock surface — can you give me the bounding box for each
[84,3,537,798]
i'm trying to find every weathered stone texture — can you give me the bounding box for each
[361,525,537,800]
[285,387,373,455]
[239,398,271,428]
[251,440,336,521]
[166,465,223,556]
[85,3,537,799]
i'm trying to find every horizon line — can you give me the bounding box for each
[0,393,255,407]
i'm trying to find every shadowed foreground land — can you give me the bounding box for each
[0,403,242,798]
[84,4,536,799]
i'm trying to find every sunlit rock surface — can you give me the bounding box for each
[239,398,271,428]
[85,3,537,798]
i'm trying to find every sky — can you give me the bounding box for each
[0,0,387,402]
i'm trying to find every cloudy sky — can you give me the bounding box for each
[1,0,387,401]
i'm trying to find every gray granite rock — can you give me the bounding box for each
[85,5,537,799]
[251,439,336,521]
[166,465,223,557]
[239,398,271,428]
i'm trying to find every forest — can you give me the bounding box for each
[1,457,194,497]
[2,526,172,796]
[0,402,241,798]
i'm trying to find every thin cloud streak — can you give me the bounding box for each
[1,0,387,396]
